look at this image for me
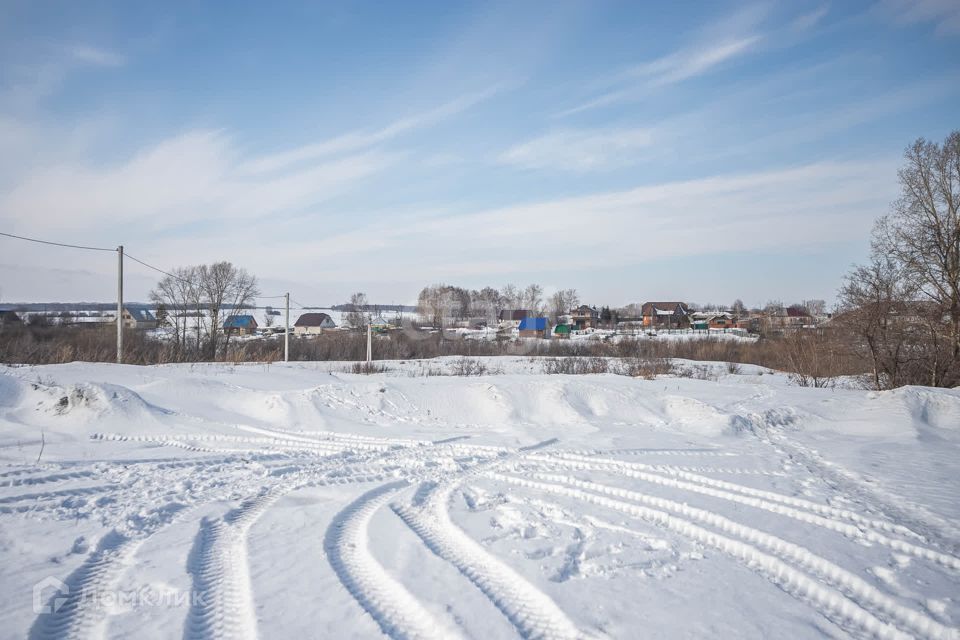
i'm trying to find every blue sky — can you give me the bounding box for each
[1,1,958,308]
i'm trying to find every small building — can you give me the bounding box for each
[293,312,336,335]
[518,317,550,339]
[498,309,530,328]
[553,324,572,339]
[763,306,814,333]
[223,315,258,335]
[122,307,158,330]
[569,305,599,330]
[641,302,690,329]
[690,311,735,330]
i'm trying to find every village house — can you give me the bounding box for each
[498,309,530,328]
[763,306,814,333]
[223,315,258,336]
[518,317,550,339]
[121,307,158,330]
[293,312,336,335]
[690,311,735,330]
[641,302,690,329]
[569,305,599,330]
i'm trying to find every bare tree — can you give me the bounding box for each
[501,283,521,309]
[344,292,370,328]
[838,253,914,389]
[549,289,579,322]
[731,299,746,317]
[875,131,960,386]
[473,287,502,325]
[199,262,259,359]
[803,299,826,318]
[523,283,544,316]
[150,266,201,359]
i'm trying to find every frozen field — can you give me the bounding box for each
[1,358,958,639]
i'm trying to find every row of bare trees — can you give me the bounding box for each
[415,283,555,328]
[149,261,259,361]
[837,130,960,389]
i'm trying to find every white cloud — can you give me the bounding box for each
[241,84,505,175]
[0,129,397,233]
[791,5,830,32]
[498,127,654,172]
[255,158,899,285]
[69,45,125,68]
[560,35,762,117]
[624,36,762,88]
[877,0,960,36]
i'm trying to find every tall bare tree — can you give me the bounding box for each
[549,288,580,322]
[838,254,914,389]
[874,131,960,386]
[344,292,370,328]
[523,283,544,316]
[199,262,259,359]
[150,266,201,359]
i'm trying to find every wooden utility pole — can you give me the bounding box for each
[116,245,123,364]
[366,322,372,362]
[284,292,290,363]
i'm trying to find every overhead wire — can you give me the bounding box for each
[4,230,303,306]
[0,231,115,252]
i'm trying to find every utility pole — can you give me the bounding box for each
[366,322,372,363]
[284,292,290,363]
[116,245,123,364]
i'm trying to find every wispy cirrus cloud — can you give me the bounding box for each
[0,129,398,234]
[498,127,654,172]
[259,157,898,285]
[791,5,830,32]
[559,36,762,117]
[68,45,125,68]
[241,84,507,175]
[876,0,960,36]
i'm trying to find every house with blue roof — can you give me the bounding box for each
[223,314,258,336]
[518,317,550,339]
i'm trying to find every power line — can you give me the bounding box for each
[124,252,186,283]
[6,232,295,306]
[0,231,115,252]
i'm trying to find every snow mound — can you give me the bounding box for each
[885,386,960,432]
[42,382,171,425]
[662,396,731,436]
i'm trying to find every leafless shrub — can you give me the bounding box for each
[618,357,673,379]
[450,357,488,376]
[346,361,389,375]
[542,357,609,375]
[674,364,718,381]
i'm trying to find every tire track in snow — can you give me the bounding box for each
[184,486,289,640]
[324,481,455,640]
[29,532,141,640]
[494,472,957,640]
[537,453,921,540]
[529,457,960,571]
[393,482,583,640]
[764,432,960,555]
[4,470,99,487]
[28,502,190,640]
[564,447,737,457]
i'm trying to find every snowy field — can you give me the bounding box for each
[1,359,958,639]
